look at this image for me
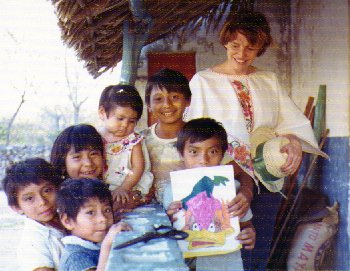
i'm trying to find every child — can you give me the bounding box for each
[98,84,153,208]
[142,68,192,204]
[165,118,255,271]
[50,124,104,180]
[2,158,64,271]
[57,178,131,271]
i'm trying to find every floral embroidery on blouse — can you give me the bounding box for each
[231,80,254,133]
[105,133,143,156]
[226,137,254,179]
[227,80,256,179]
[104,132,143,186]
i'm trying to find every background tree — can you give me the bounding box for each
[64,51,88,124]
[5,89,25,146]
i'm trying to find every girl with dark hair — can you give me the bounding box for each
[50,124,104,180]
[98,84,153,209]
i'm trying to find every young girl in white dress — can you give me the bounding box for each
[98,84,153,210]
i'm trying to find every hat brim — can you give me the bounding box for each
[253,142,286,192]
[250,127,276,158]
[254,170,285,192]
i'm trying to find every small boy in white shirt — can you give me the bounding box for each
[2,158,65,271]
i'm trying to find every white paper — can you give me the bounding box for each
[170,165,241,258]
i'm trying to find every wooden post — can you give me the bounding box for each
[120,0,153,85]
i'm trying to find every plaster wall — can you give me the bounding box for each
[136,0,292,132]
[291,1,349,269]
[135,1,350,269]
[138,0,290,92]
[291,0,349,138]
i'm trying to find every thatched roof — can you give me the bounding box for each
[51,0,253,78]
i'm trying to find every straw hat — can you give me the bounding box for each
[250,127,290,192]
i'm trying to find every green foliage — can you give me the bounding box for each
[0,121,58,146]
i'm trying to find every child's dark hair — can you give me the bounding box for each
[145,68,192,105]
[220,11,272,57]
[57,178,112,221]
[176,118,228,155]
[50,124,103,179]
[99,84,143,120]
[2,158,61,207]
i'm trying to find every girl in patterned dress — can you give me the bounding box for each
[98,84,153,211]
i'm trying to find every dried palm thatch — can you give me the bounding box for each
[50,0,254,78]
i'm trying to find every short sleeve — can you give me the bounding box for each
[162,181,173,210]
[133,140,154,195]
[239,208,253,223]
[17,232,57,271]
[61,252,97,271]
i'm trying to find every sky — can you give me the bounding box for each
[0,0,121,123]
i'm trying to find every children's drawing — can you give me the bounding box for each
[170,165,241,258]
[181,176,234,250]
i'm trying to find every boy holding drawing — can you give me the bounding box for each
[165,118,255,271]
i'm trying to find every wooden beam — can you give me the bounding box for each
[120,0,153,85]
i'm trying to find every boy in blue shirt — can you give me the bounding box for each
[165,118,255,271]
[57,178,131,271]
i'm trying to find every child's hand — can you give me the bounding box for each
[166,201,182,222]
[103,222,132,247]
[98,222,132,271]
[236,226,256,250]
[112,187,131,206]
[227,190,251,218]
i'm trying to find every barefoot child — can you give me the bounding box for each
[165,118,255,271]
[98,84,153,209]
[142,68,192,204]
[2,158,64,271]
[50,124,104,180]
[57,178,132,271]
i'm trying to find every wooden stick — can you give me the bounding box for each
[274,97,315,227]
[268,128,329,262]
[304,97,315,119]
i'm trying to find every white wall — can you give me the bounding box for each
[137,1,349,138]
[291,0,349,137]
[136,0,292,129]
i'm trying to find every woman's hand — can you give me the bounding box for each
[280,134,302,175]
[166,201,182,222]
[236,226,256,250]
[227,188,252,218]
[225,161,253,218]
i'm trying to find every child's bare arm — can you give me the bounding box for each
[95,222,132,271]
[226,161,253,218]
[33,268,55,271]
[236,220,256,250]
[113,142,145,204]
